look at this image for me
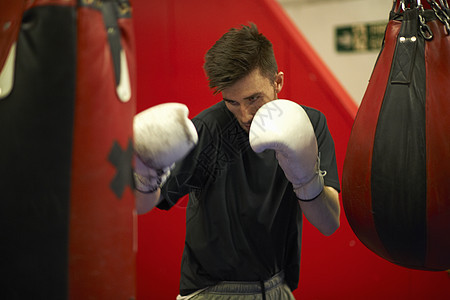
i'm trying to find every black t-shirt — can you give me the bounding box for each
[159,101,340,295]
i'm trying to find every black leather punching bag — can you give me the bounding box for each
[342,0,450,271]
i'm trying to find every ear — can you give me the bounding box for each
[274,71,284,93]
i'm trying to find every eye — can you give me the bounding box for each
[224,99,239,106]
[248,95,261,102]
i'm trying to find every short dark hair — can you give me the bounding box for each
[203,23,278,94]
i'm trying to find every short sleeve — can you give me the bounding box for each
[303,106,341,193]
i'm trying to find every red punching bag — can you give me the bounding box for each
[342,0,450,271]
[0,0,136,298]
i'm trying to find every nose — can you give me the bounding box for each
[240,103,255,124]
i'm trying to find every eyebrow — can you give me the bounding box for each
[244,92,262,100]
[223,92,263,103]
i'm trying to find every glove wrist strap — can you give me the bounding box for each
[133,172,159,194]
[294,170,325,201]
[133,164,173,194]
[293,156,326,201]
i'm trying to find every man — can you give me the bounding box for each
[134,23,340,299]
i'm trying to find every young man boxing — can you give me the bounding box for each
[134,23,340,299]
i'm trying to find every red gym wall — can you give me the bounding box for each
[131,0,450,299]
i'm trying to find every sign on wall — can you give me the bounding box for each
[335,21,387,52]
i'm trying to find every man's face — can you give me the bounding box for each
[222,68,284,132]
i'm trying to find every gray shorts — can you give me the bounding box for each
[176,272,296,300]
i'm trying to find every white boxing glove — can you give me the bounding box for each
[249,99,325,200]
[133,103,198,193]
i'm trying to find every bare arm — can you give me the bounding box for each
[298,186,340,236]
[135,189,162,215]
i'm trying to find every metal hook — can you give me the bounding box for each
[401,0,407,11]
[399,0,423,11]
[416,0,425,11]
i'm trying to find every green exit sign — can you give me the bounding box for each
[336,21,387,52]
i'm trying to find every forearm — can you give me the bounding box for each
[298,186,340,236]
[135,189,162,215]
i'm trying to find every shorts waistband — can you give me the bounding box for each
[206,271,285,294]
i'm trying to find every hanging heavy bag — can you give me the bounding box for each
[342,0,450,271]
[0,0,136,298]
